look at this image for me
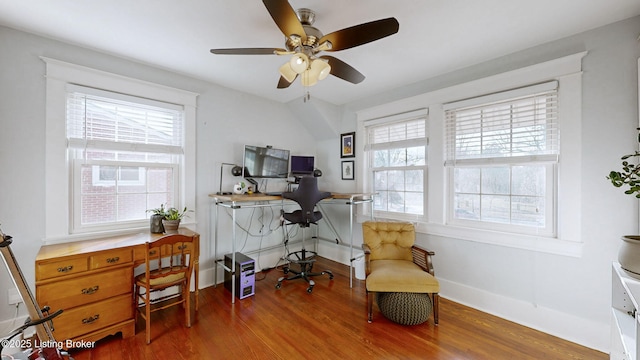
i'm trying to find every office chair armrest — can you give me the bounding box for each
[411,245,435,276]
[362,243,372,275]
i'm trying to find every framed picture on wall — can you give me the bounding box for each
[340,132,355,158]
[341,160,355,180]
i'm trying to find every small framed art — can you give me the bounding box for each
[341,160,354,180]
[340,132,355,158]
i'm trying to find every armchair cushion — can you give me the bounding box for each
[362,221,415,261]
[366,259,439,293]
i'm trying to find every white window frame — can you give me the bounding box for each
[364,109,428,222]
[443,82,559,237]
[357,52,585,256]
[43,57,198,243]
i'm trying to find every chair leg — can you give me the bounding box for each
[184,282,191,328]
[145,287,151,344]
[133,284,139,325]
[433,293,439,325]
[367,291,374,323]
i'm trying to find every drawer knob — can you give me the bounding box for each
[57,265,73,273]
[178,245,187,250]
[82,314,100,324]
[106,257,120,263]
[81,286,99,295]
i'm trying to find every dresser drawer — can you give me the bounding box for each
[89,248,132,270]
[37,267,132,311]
[51,293,133,341]
[36,257,88,281]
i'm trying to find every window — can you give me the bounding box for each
[43,57,197,242]
[444,81,558,236]
[365,110,427,220]
[67,86,184,232]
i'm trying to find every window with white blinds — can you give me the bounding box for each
[443,82,558,236]
[444,81,559,164]
[67,85,184,232]
[365,111,427,219]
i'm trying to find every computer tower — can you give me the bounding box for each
[224,252,255,299]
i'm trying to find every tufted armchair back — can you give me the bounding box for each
[362,221,415,262]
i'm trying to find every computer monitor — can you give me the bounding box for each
[242,145,290,179]
[290,155,315,176]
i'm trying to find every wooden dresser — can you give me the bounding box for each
[35,229,199,345]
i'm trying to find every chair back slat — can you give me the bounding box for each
[144,234,194,283]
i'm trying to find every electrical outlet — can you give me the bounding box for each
[7,288,22,305]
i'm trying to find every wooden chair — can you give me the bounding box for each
[135,233,195,344]
[362,221,439,324]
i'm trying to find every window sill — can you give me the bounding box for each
[44,221,197,245]
[416,222,583,258]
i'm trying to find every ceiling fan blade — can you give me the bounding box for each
[320,56,365,84]
[262,0,307,42]
[319,18,399,51]
[277,74,297,88]
[210,48,285,55]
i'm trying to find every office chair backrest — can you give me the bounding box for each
[283,176,331,224]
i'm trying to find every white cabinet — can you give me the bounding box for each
[612,262,640,360]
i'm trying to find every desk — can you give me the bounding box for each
[35,229,199,345]
[210,192,373,302]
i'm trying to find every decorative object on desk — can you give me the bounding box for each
[233,182,247,194]
[218,162,242,195]
[146,204,166,233]
[607,128,640,277]
[162,206,192,233]
[341,132,355,158]
[313,168,322,177]
[341,160,354,180]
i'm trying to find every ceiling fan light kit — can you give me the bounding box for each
[210,0,399,97]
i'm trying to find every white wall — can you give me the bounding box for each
[316,16,640,352]
[0,25,317,326]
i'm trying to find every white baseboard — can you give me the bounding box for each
[439,278,609,353]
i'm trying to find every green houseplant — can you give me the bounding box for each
[161,206,192,233]
[608,128,640,278]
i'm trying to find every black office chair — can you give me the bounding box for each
[276,176,334,293]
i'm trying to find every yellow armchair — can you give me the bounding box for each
[362,221,439,324]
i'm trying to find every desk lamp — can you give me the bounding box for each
[217,162,243,195]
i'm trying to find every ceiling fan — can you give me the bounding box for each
[210,0,399,90]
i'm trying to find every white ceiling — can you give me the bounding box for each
[0,0,639,105]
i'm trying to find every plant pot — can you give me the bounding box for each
[150,214,165,233]
[619,235,640,279]
[162,219,180,233]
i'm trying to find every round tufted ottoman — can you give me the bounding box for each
[376,292,432,325]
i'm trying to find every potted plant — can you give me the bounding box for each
[608,128,640,277]
[146,204,166,234]
[161,206,192,233]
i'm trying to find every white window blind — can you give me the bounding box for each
[66,85,184,232]
[444,81,558,165]
[67,85,184,154]
[365,110,427,218]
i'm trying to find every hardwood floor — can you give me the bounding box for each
[69,257,607,360]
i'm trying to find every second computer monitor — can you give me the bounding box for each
[290,155,314,176]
